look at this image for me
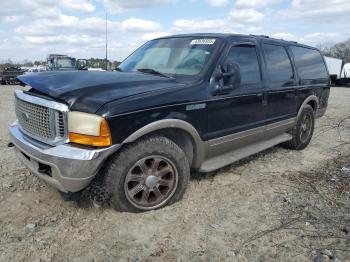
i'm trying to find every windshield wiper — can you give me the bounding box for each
[115,67,123,72]
[137,68,173,79]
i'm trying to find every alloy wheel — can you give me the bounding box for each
[124,155,178,210]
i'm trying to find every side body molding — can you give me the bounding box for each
[296,95,319,122]
[122,119,205,168]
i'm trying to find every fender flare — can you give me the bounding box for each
[296,95,319,121]
[122,119,205,168]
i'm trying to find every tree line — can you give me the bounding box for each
[319,38,350,63]
[0,58,121,71]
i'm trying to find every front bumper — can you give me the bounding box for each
[9,123,120,193]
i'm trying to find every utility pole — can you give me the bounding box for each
[105,12,108,71]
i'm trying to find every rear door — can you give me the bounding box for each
[262,43,298,123]
[289,45,330,111]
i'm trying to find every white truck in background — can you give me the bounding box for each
[340,63,350,78]
[324,56,350,86]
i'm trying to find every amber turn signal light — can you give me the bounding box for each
[69,119,112,147]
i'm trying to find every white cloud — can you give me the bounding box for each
[121,18,162,32]
[0,0,94,19]
[173,18,228,32]
[206,0,229,7]
[14,15,161,36]
[100,0,172,13]
[79,17,121,35]
[109,41,123,49]
[11,13,164,61]
[173,8,264,33]
[22,34,103,46]
[281,0,350,21]
[272,33,296,41]
[247,26,264,34]
[229,8,264,23]
[61,0,95,12]
[235,0,280,8]
[251,32,348,48]
[299,32,344,46]
[14,14,80,35]
[142,32,170,41]
[2,16,25,23]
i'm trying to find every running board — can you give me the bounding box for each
[199,133,292,172]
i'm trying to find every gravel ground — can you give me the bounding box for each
[0,85,349,262]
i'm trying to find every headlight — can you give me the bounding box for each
[68,111,112,147]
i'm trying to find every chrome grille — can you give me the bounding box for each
[16,98,54,139]
[56,112,65,138]
[14,90,68,145]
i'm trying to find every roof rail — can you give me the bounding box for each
[250,34,270,38]
[251,34,299,44]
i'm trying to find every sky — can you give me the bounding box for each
[0,0,349,62]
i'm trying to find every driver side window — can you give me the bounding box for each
[225,45,261,84]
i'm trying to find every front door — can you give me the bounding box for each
[206,41,266,147]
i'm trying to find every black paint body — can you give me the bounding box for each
[17,34,330,145]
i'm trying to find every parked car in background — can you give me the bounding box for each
[10,34,329,212]
[0,66,25,85]
[47,54,76,71]
[24,66,47,74]
[47,54,87,71]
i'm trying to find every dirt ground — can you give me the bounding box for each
[0,85,349,262]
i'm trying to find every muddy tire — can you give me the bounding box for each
[284,105,315,150]
[104,136,190,212]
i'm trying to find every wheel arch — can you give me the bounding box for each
[122,119,205,168]
[297,95,319,121]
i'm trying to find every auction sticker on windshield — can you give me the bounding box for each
[190,39,216,45]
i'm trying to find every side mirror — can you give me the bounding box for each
[210,62,241,95]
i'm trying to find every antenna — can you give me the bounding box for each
[105,12,108,71]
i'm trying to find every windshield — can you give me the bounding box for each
[118,37,219,77]
[55,58,75,68]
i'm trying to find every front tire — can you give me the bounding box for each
[284,104,315,150]
[104,136,190,212]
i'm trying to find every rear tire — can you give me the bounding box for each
[104,136,190,212]
[284,104,315,150]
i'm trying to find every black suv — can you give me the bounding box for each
[9,34,330,212]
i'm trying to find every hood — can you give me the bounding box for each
[18,71,182,113]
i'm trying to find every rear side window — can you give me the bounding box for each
[225,45,261,84]
[290,46,328,80]
[263,44,294,81]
